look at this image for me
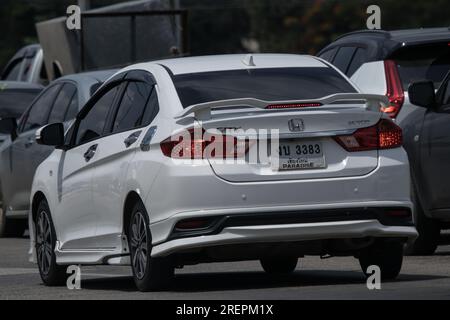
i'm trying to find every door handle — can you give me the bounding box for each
[83,144,97,162]
[124,131,142,148]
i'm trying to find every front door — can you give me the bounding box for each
[419,75,450,211]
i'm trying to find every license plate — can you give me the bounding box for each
[274,141,326,171]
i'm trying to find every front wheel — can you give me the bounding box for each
[128,202,173,292]
[260,256,298,274]
[35,199,67,286]
[359,240,404,280]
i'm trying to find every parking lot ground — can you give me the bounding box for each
[1,234,450,300]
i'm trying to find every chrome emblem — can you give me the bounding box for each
[288,119,305,132]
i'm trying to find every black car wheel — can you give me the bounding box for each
[35,199,67,286]
[359,240,404,280]
[128,201,173,291]
[260,256,298,275]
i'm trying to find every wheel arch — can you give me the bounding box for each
[123,191,144,238]
[31,191,47,223]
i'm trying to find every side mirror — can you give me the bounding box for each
[36,123,65,147]
[408,81,436,109]
[0,117,17,139]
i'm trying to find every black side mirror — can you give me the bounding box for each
[0,117,17,139]
[408,81,436,109]
[36,123,64,147]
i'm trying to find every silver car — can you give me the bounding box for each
[0,70,116,237]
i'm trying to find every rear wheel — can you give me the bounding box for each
[406,184,440,255]
[260,256,298,274]
[128,201,173,292]
[359,240,403,280]
[35,199,67,286]
[407,206,440,255]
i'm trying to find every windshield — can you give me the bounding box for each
[0,89,41,118]
[172,67,357,108]
[391,43,450,89]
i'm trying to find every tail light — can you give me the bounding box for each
[382,60,404,118]
[160,127,250,159]
[334,119,402,152]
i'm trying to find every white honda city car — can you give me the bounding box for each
[29,54,417,291]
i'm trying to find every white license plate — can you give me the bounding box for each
[275,141,326,171]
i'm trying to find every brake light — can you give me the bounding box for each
[334,119,402,152]
[160,128,250,159]
[382,60,404,118]
[266,103,322,109]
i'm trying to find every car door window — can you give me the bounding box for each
[4,59,22,81]
[64,90,79,121]
[319,47,338,63]
[75,84,122,145]
[110,81,152,133]
[48,83,77,123]
[347,48,368,76]
[21,84,61,132]
[332,47,357,74]
[141,86,160,125]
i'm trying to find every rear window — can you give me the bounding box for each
[173,67,357,108]
[0,89,41,118]
[391,43,450,89]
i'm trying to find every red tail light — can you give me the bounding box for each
[266,102,322,109]
[160,128,250,159]
[382,60,404,118]
[334,119,402,152]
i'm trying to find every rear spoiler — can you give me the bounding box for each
[175,93,389,120]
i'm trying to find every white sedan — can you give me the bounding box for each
[29,54,417,291]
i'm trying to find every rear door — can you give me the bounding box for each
[91,71,157,248]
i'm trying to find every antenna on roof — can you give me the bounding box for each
[242,54,256,67]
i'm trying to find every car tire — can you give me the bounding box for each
[128,201,174,292]
[0,204,26,238]
[260,257,298,274]
[35,199,67,286]
[405,184,440,256]
[0,204,6,237]
[359,240,403,280]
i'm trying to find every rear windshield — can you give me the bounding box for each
[173,67,357,108]
[0,89,41,118]
[391,43,450,89]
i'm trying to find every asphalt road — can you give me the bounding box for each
[1,235,450,300]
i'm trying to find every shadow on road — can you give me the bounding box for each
[78,270,447,293]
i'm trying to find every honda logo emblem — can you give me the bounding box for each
[288,119,305,132]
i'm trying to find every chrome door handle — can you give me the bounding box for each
[124,131,142,148]
[83,144,97,162]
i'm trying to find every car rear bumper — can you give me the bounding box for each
[151,218,417,257]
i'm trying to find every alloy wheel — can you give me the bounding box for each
[130,211,148,280]
[36,210,53,275]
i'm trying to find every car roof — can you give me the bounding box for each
[0,81,44,91]
[318,27,450,59]
[150,54,327,75]
[56,69,118,84]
